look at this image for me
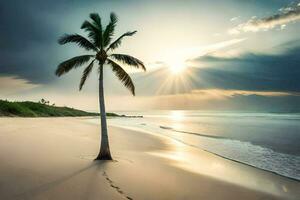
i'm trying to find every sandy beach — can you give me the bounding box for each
[0,117,299,200]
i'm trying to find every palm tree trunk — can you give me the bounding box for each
[95,64,112,160]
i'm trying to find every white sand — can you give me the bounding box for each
[0,117,299,200]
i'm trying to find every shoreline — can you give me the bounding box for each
[203,149,300,182]
[0,117,299,200]
[87,121,300,197]
[161,128,300,182]
[105,122,300,183]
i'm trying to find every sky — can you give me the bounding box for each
[0,0,300,112]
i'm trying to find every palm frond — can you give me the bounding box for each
[90,13,102,28]
[102,12,118,47]
[58,34,98,52]
[107,59,135,95]
[79,60,95,90]
[81,20,102,48]
[109,54,146,71]
[106,31,137,51]
[55,55,94,77]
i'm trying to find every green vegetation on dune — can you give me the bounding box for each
[0,100,102,117]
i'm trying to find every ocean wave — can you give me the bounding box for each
[159,126,227,139]
[159,125,300,181]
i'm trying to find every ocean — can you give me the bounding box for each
[90,110,300,181]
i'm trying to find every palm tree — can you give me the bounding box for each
[55,13,146,160]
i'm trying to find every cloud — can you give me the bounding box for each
[230,16,240,22]
[0,76,40,96]
[0,0,105,84]
[229,1,300,34]
[190,41,300,93]
[200,38,246,54]
[160,38,246,70]
[126,92,300,112]
[190,89,297,98]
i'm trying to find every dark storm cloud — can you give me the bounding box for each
[0,0,101,83]
[191,41,300,92]
[0,0,102,49]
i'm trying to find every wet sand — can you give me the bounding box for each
[0,117,299,200]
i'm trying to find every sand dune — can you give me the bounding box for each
[0,117,299,200]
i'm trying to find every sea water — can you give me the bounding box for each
[91,110,300,181]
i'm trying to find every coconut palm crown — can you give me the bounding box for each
[55,12,146,160]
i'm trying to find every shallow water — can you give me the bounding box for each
[90,110,300,181]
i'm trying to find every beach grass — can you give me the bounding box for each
[0,99,118,117]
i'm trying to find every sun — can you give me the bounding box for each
[168,59,187,74]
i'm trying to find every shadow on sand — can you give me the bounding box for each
[12,161,111,200]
